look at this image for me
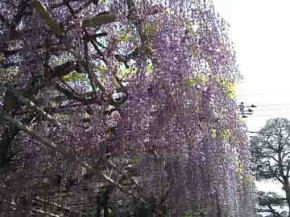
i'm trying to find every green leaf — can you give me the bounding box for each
[186,73,208,87]
[118,64,138,79]
[217,77,236,99]
[62,72,86,82]
[146,63,154,73]
[144,22,156,36]
[118,31,132,42]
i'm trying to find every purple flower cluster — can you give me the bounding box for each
[0,0,255,216]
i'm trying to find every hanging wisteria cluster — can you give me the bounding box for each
[0,0,255,216]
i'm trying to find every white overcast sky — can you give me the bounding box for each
[214,0,290,196]
[214,0,290,133]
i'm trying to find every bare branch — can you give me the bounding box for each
[8,89,74,135]
[55,80,102,105]
[1,113,57,149]
[32,0,63,37]
[82,12,117,28]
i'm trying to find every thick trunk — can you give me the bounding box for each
[284,185,290,217]
[103,188,109,217]
[0,126,19,166]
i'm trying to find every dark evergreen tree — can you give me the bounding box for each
[251,118,290,217]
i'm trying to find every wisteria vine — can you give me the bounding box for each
[0,0,255,216]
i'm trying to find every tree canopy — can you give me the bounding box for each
[251,118,290,217]
[0,0,255,216]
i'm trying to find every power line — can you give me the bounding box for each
[256,103,290,107]
[237,101,290,120]
[237,89,290,96]
[237,93,290,97]
[237,102,290,107]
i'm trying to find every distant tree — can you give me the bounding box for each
[256,191,287,217]
[251,118,290,217]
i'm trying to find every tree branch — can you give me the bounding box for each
[7,89,74,135]
[31,0,63,37]
[55,80,102,105]
[82,12,117,28]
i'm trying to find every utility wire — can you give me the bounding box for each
[237,102,290,107]
[237,91,290,96]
